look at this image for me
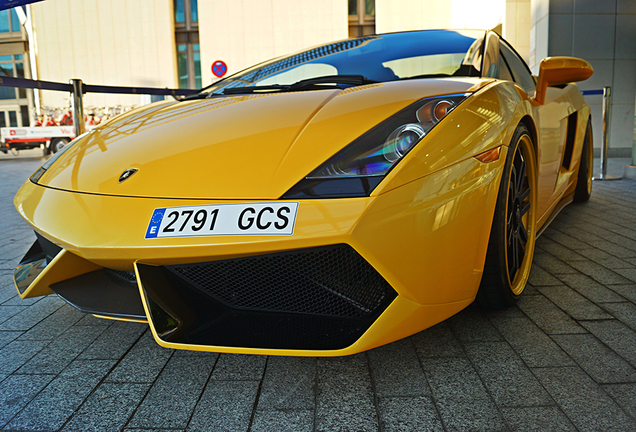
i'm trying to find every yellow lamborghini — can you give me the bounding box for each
[13,30,593,356]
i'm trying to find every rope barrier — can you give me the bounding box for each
[581,89,604,96]
[0,76,195,96]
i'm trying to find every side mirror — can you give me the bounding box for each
[534,56,594,105]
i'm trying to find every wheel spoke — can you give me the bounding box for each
[520,187,531,202]
[508,243,514,275]
[517,232,526,253]
[519,220,528,242]
[516,157,526,195]
[507,222,514,245]
[520,201,531,217]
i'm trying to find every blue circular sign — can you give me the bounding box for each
[212,60,228,78]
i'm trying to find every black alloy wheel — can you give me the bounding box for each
[506,144,532,282]
[477,123,537,309]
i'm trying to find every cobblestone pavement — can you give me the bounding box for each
[1,156,636,432]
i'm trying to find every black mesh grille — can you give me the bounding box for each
[104,268,137,284]
[139,244,398,350]
[169,244,393,318]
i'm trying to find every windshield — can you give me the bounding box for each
[205,30,485,95]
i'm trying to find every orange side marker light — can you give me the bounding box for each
[474,146,501,163]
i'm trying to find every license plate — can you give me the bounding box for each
[145,202,299,238]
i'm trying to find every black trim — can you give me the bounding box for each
[562,112,578,170]
[50,269,146,320]
[35,232,62,262]
[13,240,47,295]
[282,177,383,199]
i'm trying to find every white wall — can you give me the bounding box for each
[377,0,505,34]
[529,0,549,73]
[376,0,452,33]
[504,0,531,62]
[31,0,176,109]
[198,0,348,86]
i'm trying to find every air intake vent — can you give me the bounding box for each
[138,244,397,350]
[169,244,392,318]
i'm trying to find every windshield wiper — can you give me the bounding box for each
[181,92,212,101]
[222,84,289,95]
[287,75,377,90]
[219,75,377,95]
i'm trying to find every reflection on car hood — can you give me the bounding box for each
[37,78,488,199]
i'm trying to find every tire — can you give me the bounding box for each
[573,120,593,202]
[476,124,538,309]
[49,138,70,154]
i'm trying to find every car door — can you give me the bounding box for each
[499,40,571,221]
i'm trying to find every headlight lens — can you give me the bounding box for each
[283,93,469,198]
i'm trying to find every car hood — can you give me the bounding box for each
[37,78,489,199]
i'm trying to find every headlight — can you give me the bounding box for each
[30,131,91,184]
[283,93,470,198]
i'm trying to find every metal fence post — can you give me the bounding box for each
[70,79,85,137]
[600,86,611,179]
[594,86,621,180]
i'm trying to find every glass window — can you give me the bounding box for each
[207,30,483,94]
[14,54,22,60]
[191,0,198,23]
[0,86,15,100]
[349,0,375,37]
[174,0,200,88]
[383,53,467,78]
[9,111,17,127]
[193,45,201,88]
[258,64,338,86]
[10,8,20,32]
[500,40,535,93]
[15,62,25,98]
[348,0,357,15]
[0,11,9,33]
[0,64,15,99]
[174,0,185,23]
[0,113,5,128]
[498,53,514,81]
[0,56,28,99]
[365,0,375,15]
[177,44,189,88]
[21,105,29,127]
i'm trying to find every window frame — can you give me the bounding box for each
[348,0,375,37]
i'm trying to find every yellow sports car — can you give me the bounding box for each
[13,30,593,356]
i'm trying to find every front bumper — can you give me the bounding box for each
[14,155,504,356]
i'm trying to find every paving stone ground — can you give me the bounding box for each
[1,155,635,431]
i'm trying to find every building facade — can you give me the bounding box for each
[0,7,32,128]
[1,0,633,159]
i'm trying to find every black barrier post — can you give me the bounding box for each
[70,79,85,137]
